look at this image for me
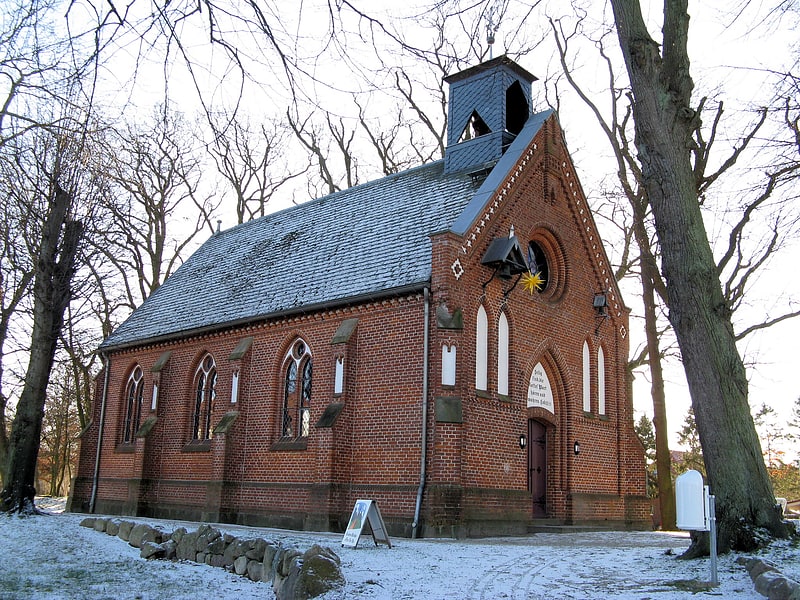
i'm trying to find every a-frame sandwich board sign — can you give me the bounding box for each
[341,499,392,548]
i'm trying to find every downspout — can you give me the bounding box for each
[412,287,431,538]
[89,352,110,513]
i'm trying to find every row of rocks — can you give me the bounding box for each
[79,517,345,600]
[737,557,800,600]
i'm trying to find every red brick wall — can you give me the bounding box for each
[71,114,648,534]
[424,114,647,530]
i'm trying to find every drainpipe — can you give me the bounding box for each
[89,353,110,514]
[412,287,431,538]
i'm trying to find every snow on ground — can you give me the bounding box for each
[0,498,797,599]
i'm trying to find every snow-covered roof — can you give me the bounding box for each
[101,111,553,350]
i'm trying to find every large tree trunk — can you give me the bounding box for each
[0,184,82,514]
[0,273,35,489]
[609,0,787,553]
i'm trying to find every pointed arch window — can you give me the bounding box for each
[475,306,488,391]
[582,341,591,413]
[192,354,217,441]
[505,81,530,136]
[497,312,509,396]
[282,340,312,438]
[123,366,144,443]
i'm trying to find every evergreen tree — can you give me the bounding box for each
[787,397,800,449]
[635,414,658,498]
[752,403,787,468]
[676,407,705,477]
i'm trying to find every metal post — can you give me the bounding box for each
[709,494,718,586]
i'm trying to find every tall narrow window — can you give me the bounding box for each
[597,347,606,416]
[300,359,312,437]
[334,357,344,395]
[442,345,456,386]
[497,312,509,395]
[231,370,240,404]
[475,306,488,391]
[582,341,591,413]
[193,354,217,441]
[123,366,144,443]
[282,340,312,438]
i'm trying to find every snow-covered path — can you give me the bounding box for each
[1,500,797,599]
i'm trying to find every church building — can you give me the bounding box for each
[69,56,649,536]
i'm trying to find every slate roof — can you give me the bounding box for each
[100,110,553,350]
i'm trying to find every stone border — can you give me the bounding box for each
[80,517,344,600]
[737,557,800,600]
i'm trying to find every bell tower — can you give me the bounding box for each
[443,55,537,175]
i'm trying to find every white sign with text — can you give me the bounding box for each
[527,362,554,413]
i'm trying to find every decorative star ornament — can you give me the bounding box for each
[521,270,545,294]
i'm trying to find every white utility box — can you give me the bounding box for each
[675,469,709,531]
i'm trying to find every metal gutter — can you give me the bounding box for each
[412,286,431,538]
[89,353,110,513]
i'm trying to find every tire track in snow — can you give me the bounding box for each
[462,550,558,600]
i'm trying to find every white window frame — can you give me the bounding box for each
[497,312,509,395]
[442,344,456,386]
[231,370,240,404]
[582,341,591,413]
[475,306,488,391]
[597,346,606,415]
[334,356,344,395]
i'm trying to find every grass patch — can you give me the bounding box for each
[665,579,716,593]
[0,574,55,597]
[62,567,94,584]
[0,573,25,596]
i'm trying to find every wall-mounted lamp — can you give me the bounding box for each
[593,292,608,316]
[573,441,581,455]
[519,434,527,449]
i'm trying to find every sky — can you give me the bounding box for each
[1,498,798,599]
[519,1,800,449]
[76,0,800,451]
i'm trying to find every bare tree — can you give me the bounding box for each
[37,365,81,496]
[609,0,789,553]
[0,0,56,488]
[206,113,306,224]
[548,13,679,530]
[1,128,89,513]
[286,106,361,196]
[97,105,219,313]
[0,0,104,493]
[549,0,800,538]
[59,305,101,430]
[0,162,35,487]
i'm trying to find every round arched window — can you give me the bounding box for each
[527,241,550,290]
[527,229,566,302]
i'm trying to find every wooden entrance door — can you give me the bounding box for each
[528,419,547,517]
